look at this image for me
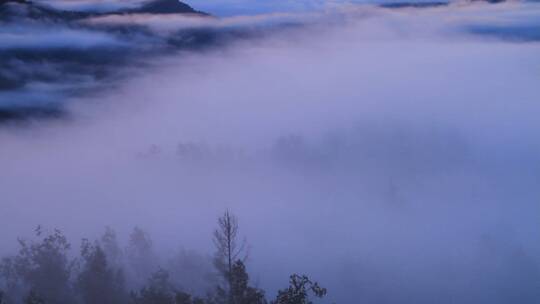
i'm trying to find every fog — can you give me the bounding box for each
[35,0,149,12]
[0,26,125,49]
[1,2,540,303]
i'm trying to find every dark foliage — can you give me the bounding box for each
[126,227,158,287]
[135,0,199,14]
[131,269,176,304]
[229,261,266,304]
[175,291,205,304]
[23,291,44,304]
[77,240,127,304]
[7,227,76,304]
[273,274,327,304]
[0,213,328,304]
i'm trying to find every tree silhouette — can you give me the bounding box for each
[12,227,76,304]
[0,220,330,304]
[175,291,206,304]
[126,227,158,287]
[1,254,24,302]
[77,239,127,304]
[229,260,266,304]
[131,268,176,304]
[100,227,123,268]
[272,274,326,304]
[212,211,248,304]
[24,290,45,304]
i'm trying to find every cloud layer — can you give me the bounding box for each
[1,2,540,303]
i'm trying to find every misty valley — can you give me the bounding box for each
[1,0,540,303]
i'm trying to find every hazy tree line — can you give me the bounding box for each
[0,211,327,304]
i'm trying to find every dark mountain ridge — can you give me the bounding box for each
[0,0,211,122]
[0,0,206,22]
[136,0,205,14]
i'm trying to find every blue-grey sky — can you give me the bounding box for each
[189,0,336,16]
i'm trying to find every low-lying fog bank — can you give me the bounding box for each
[1,2,540,303]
